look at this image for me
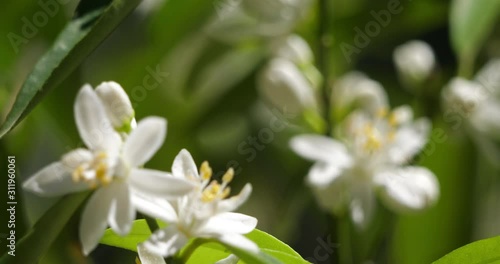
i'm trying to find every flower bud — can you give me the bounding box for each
[331,72,388,119]
[95,81,135,132]
[273,34,313,65]
[393,40,435,89]
[258,58,317,115]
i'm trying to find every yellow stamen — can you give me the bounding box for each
[72,166,84,182]
[221,187,231,199]
[200,161,212,180]
[135,257,141,264]
[363,124,382,151]
[388,112,399,127]
[222,168,234,184]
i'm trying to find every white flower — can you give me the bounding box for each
[258,58,318,115]
[393,40,435,88]
[136,149,259,257]
[331,72,388,118]
[95,81,136,132]
[23,85,195,255]
[290,107,439,228]
[442,76,500,140]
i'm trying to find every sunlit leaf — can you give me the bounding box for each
[433,235,500,264]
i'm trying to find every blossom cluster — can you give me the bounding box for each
[23,82,257,262]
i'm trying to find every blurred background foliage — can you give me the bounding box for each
[0,0,499,263]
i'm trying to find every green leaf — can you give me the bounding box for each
[0,192,90,264]
[433,236,500,264]
[0,0,141,139]
[450,0,500,76]
[99,220,309,263]
[100,219,152,252]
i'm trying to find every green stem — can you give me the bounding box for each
[173,238,209,263]
[458,53,475,79]
[143,215,160,232]
[318,0,333,132]
[337,217,353,264]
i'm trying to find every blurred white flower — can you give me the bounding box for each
[95,81,136,132]
[23,85,195,255]
[393,40,435,89]
[273,34,314,66]
[443,76,500,139]
[332,72,388,119]
[258,58,318,115]
[207,0,312,44]
[137,149,258,257]
[290,107,439,228]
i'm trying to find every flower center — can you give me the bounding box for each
[360,108,399,154]
[72,151,112,188]
[199,161,233,203]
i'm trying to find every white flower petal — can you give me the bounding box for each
[23,162,89,196]
[129,168,195,199]
[144,226,189,257]
[215,254,240,264]
[258,58,317,114]
[332,72,388,114]
[475,58,500,97]
[61,148,93,169]
[388,118,430,164]
[307,162,350,214]
[290,135,352,165]
[95,81,134,129]
[172,149,199,179]
[79,187,115,255]
[306,162,345,187]
[310,176,349,214]
[218,183,252,213]
[108,182,135,236]
[375,166,439,212]
[273,34,313,65]
[132,193,178,223]
[201,212,257,236]
[218,234,259,254]
[137,243,166,264]
[74,84,121,152]
[349,182,376,230]
[123,117,167,167]
[390,105,413,125]
[470,101,500,140]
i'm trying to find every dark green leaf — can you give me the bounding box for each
[450,0,500,76]
[0,192,90,264]
[0,0,141,139]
